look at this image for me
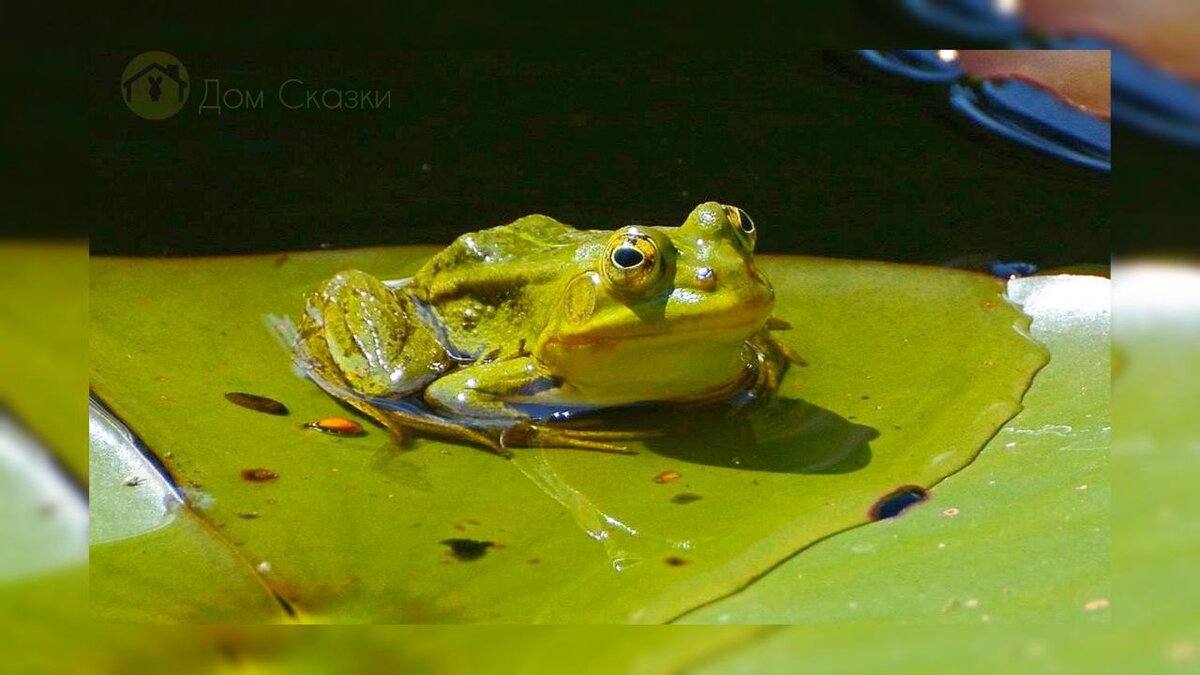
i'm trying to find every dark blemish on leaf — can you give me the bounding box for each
[868,485,929,521]
[527,557,541,565]
[664,556,689,567]
[654,470,681,483]
[225,392,289,416]
[440,538,494,561]
[241,468,278,482]
[237,512,260,519]
[860,395,870,400]
[671,493,703,505]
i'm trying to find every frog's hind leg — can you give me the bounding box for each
[423,356,644,455]
[370,400,515,458]
[499,422,640,455]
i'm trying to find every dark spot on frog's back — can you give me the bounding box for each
[671,493,703,505]
[664,556,689,567]
[225,392,289,416]
[868,485,928,521]
[440,538,494,561]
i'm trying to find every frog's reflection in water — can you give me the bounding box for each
[510,397,877,568]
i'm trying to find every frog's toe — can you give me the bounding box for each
[500,422,638,455]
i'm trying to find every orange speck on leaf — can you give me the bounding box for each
[305,417,366,435]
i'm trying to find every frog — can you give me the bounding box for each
[291,201,803,457]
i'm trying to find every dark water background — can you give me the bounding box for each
[90,51,1109,266]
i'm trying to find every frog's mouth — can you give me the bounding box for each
[560,313,769,345]
[553,290,774,345]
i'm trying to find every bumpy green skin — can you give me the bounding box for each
[294,202,794,451]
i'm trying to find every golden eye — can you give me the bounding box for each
[603,229,661,292]
[723,205,757,250]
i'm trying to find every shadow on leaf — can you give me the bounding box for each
[605,397,876,474]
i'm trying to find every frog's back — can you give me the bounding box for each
[410,215,602,356]
[415,215,591,286]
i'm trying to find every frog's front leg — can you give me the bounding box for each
[424,358,636,453]
[423,356,557,421]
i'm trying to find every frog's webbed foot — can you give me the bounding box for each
[762,317,808,367]
[744,320,806,402]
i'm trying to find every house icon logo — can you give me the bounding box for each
[121,51,189,120]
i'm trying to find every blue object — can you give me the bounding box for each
[988,260,1039,278]
[949,79,1111,171]
[1049,36,1200,147]
[899,0,1024,41]
[857,49,964,83]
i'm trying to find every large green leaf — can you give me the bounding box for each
[90,249,1044,622]
[679,274,1109,622]
[0,409,92,673]
[0,243,88,479]
[89,402,291,623]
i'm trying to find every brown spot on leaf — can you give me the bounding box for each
[225,392,289,416]
[664,556,689,567]
[241,468,278,482]
[441,538,494,561]
[654,470,681,483]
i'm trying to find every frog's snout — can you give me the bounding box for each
[682,202,758,254]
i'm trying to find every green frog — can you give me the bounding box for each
[292,202,802,457]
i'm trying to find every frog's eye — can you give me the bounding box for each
[723,205,757,251]
[603,229,662,292]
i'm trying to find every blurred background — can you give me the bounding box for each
[87,50,1110,269]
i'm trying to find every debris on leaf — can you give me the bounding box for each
[225,392,289,415]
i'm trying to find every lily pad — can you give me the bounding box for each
[679,274,1110,623]
[90,248,1044,622]
[88,401,291,623]
[0,407,91,671]
[0,243,88,480]
[0,412,87,585]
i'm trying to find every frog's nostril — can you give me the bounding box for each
[695,266,716,291]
